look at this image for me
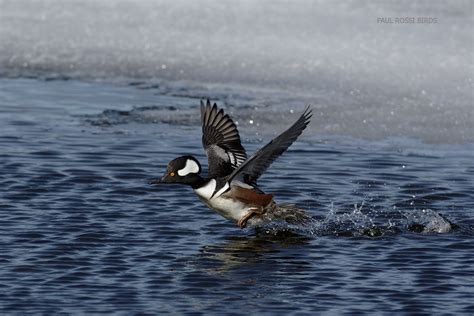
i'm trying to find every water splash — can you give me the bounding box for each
[254,202,457,238]
[403,209,456,234]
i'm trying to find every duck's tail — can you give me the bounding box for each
[251,201,314,228]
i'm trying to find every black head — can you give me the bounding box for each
[150,155,203,187]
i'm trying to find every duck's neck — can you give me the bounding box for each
[186,174,207,189]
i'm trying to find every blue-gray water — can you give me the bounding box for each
[1,0,474,313]
[0,78,473,314]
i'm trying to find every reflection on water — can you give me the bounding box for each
[199,234,311,274]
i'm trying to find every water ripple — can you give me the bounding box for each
[0,78,473,314]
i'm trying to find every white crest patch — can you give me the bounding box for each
[178,159,200,176]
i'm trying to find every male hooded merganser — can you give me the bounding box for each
[151,100,312,229]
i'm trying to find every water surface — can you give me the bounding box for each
[0,78,473,314]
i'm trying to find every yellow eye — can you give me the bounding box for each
[169,172,175,177]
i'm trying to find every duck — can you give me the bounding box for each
[151,100,312,229]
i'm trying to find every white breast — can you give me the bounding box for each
[193,180,250,222]
[194,179,216,200]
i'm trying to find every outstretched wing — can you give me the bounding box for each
[201,100,247,178]
[227,106,312,185]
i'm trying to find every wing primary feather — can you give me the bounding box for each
[227,105,312,184]
[212,110,224,127]
[208,104,219,127]
[217,118,234,131]
[204,100,213,126]
[200,99,247,178]
[215,114,231,130]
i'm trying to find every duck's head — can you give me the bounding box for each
[150,155,202,186]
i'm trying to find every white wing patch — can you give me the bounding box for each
[178,159,200,176]
[233,153,246,167]
[228,152,236,165]
[210,144,246,167]
[210,145,229,161]
[194,179,216,200]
